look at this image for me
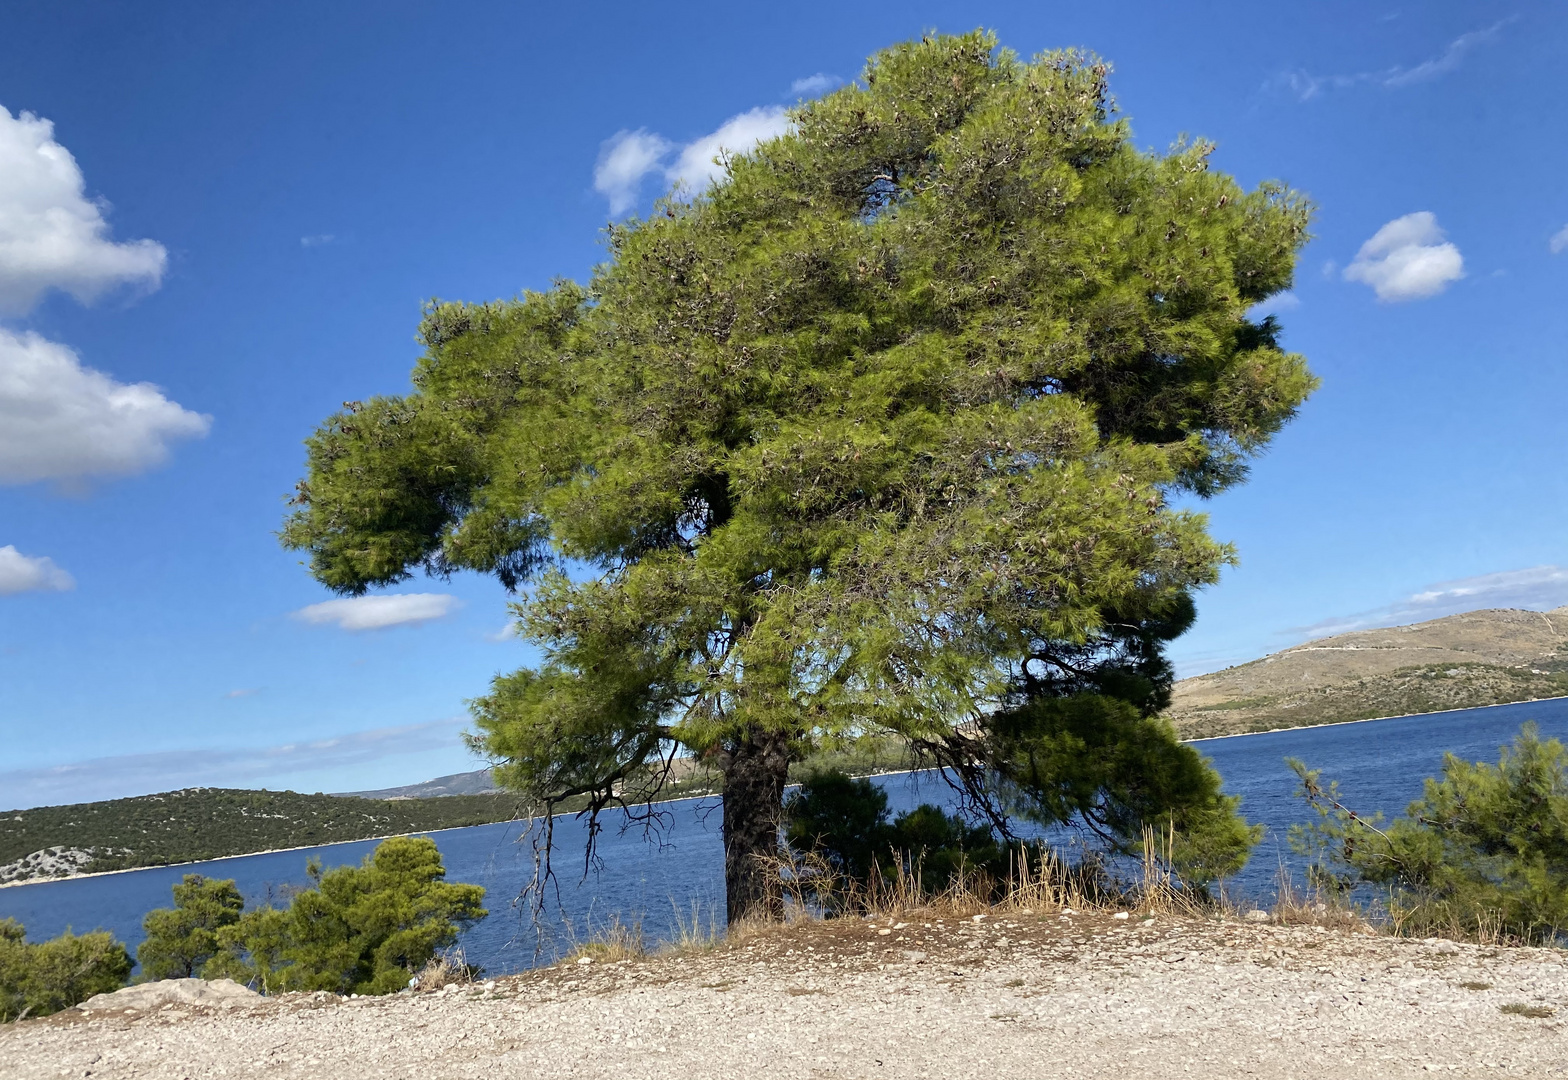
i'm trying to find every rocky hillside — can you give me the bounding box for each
[1168,606,1568,739]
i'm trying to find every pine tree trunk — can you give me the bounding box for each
[720,729,792,925]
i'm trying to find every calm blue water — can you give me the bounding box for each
[3,697,1564,977]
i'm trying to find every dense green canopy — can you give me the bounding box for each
[137,874,244,980]
[283,31,1314,917]
[206,836,486,995]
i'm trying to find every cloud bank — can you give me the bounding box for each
[0,718,470,809]
[1295,565,1568,639]
[593,107,791,216]
[0,106,167,315]
[0,544,74,594]
[0,328,210,485]
[1343,212,1463,301]
[292,592,461,632]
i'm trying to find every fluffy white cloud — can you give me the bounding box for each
[1296,565,1568,638]
[594,129,674,216]
[1550,225,1568,255]
[292,592,461,632]
[1343,212,1463,302]
[790,73,841,96]
[0,328,209,485]
[0,106,167,315]
[0,544,74,594]
[668,107,791,193]
[594,107,792,215]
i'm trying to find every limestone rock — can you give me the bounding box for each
[78,978,260,1012]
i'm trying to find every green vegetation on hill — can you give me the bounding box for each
[1168,607,1568,738]
[0,788,530,884]
[1179,662,1568,739]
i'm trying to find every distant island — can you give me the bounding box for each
[1167,606,1568,739]
[0,740,902,886]
[0,788,532,886]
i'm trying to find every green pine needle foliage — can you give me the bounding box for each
[136,875,245,981]
[199,836,486,995]
[785,771,1007,899]
[1289,723,1568,944]
[282,31,1313,897]
[0,919,132,1022]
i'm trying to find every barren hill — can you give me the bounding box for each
[1168,606,1568,739]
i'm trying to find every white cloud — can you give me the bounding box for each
[485,620,521,642]
[0,718,469,808]
[1295,565,1568,638]
[594,107,793,215]
[1271,20,1510,102]
[0,328,209,486]
[293,592,461,632]
[1550,225,1568,255]
[299,233,336,248]
[1343,212,1463,301]
[0,544,74,594]
[668,107,791,194]
[0,106,167,315]
[594,129,673,216]
[224,688,259,699]
[1383,22,1509,87]
[790,73,841,96]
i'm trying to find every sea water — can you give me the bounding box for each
[3,697,1565,977]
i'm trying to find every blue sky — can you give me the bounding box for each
[2,0,1565,808]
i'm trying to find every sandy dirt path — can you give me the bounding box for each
[5,912,1567,1079]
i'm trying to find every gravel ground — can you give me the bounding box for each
[5,912,1567,1079]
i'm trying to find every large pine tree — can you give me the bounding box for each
[283,32,1315,921]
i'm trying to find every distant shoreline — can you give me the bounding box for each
[1184,693,1568,744]
[8,699,1567,891]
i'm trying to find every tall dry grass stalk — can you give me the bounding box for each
[764,838,1199,922]
[1266,864,1367,932]
[411,946,476,991]
[562,914,645,963]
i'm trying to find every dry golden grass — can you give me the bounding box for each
[409,947,476,991]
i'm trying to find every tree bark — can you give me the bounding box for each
[720,729,792,925]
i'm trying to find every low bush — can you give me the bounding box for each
[1289,723,1568,944]
[784,771,1006,904]
[203,835,486,994]
[0,917,132,1022]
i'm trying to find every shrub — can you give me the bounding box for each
[1290,723,1568,943]
[206,835,486,994]
[0,917,132,1022]
[137,874,245,980]
[784,771,1006,900]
